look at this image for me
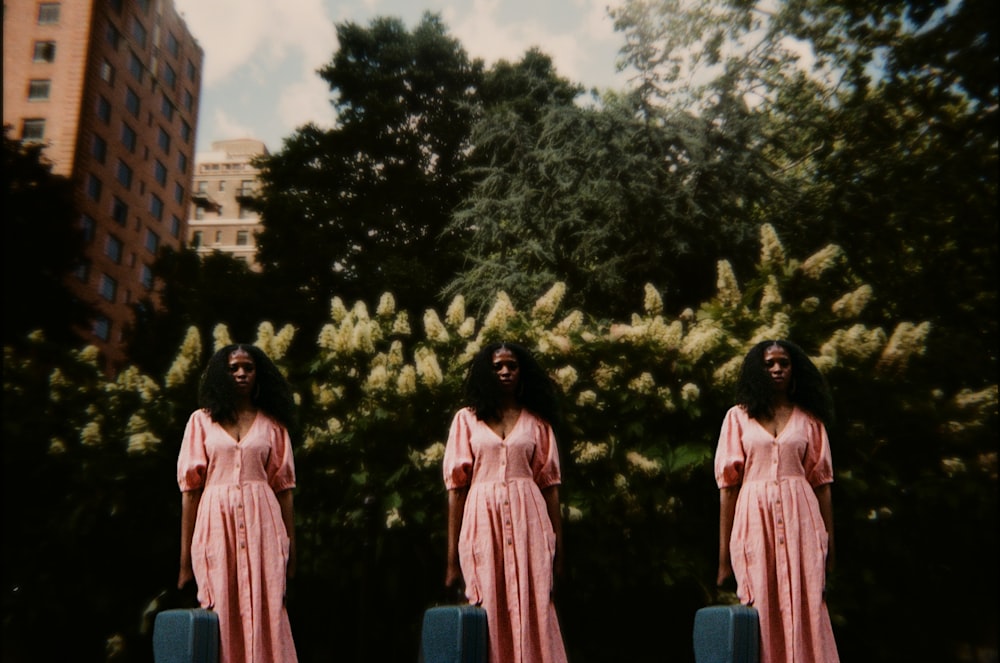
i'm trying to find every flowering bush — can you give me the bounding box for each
[2,225,994,662]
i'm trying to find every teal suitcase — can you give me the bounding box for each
[153,608,219,663]
[418,604,487,663]
[693,604,760,663]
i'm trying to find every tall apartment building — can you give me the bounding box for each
[3,0,203,371]
[188,138,268,271]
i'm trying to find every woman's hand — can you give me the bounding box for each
[177,564,194,590]
[716,559,734,588]
[445,561,463,590]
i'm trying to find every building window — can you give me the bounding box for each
[161,97,174,121]
[170,215,181,238]
[91,134,107,163]
[100,60,115,84]
[186,60,196,81]
[218,180,226,192]
[80,214,96,242]
[109,0,122,13]
[174,182,184,204]
[93,315,111,341]
[38,3,60,24]
[87,174,102,201]
[105,23,120,49]
[99,274,118,302]
[177,152,188,174]
[192,230,203,247]
[140,264,153,289]
[111,196,128,225]
[195,180,207,193]
[180,119,192,143]
[116,159,133,188]
[182,89,193,112]
[236,230,249,246]
[96,95,111,123]
[166,32,179,57]
[125,87,140,117]
[21,118,46,141]
[28,79,51,101]
[120,122,137,152]
[105,235,124,264]
[157,127,170,154]
[131,18,148,48]
[164,63,177,89]
[194,206,205,220]
[145,229,160,253]
[215,231,222,243]
[152,160,166,186]
[150,194,164,220]
[128,51,143,81]
[33,41,56,62]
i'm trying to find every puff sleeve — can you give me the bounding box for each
[530,415,562,490]
[266,420,297,492]
[177,410,209,492]
[714,406,747,489]
[803,414,834,488]
[443,408,475,490]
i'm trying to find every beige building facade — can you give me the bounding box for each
[187,138,268,271]
[3,0,203,371]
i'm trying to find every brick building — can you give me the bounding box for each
[188,138,269,271]
[3,0,203,371]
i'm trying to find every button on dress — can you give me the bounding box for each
[715,405,840,663]
[444,407,568,663]
[178,409,298,663]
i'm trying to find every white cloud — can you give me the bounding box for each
[211,108,257,144]
[277,77,337,134]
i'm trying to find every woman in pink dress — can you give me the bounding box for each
[715,340,840,663]
[177,344,299,663]
[444,342,569,663]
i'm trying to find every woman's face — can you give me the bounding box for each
[228,348,257,397]
[491,347,520,395]
[763,344,792,393]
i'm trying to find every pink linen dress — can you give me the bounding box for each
[715,405,840,663]
[443,407,568,663]
[178,409,298,663]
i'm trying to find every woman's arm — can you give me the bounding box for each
[445,487,469,588]
[277,489,297,579]
[178,489,203,589]
[813,483,835,573]
[542,485,564,578]
[717,485,740,586]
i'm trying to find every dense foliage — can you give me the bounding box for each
[3,227,995,662]
[2,126,92,347]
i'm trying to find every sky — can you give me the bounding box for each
[173,0,632,156]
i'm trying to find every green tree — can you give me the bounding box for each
[2,126,92,346]
[254,13,484,336]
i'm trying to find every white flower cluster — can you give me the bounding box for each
[593,362,618,390]
[680,321,724,362]
[749,312,791,346]
[127,414,160,455]
[628,372,656,395]
[715,260,742,309]
[116,367,159,402]
[626,450,661,476]
[819,324,887,366]
[572,441,610,464]
[681,382,700,403]
[553,365,579,393]
[657,386,677,413]
[647,317,683,351]
[255,322,296,360]
[800,244,844,279]
[415,347,443,387]
[385,508,405,529]
[712,355,744,387]
[759,223,786,269]
[831,285,873,319]
[213,323,232,351]
[532,282,566,325]
[364,365,391,393]
[80,420,102,447]
[876,321,931,375]
[481,292,516,338]
[953,385,998,413]
[555,310,584,336]
[392,311,412,336]
[643,283,663,317]
[415,442,446,469]
[423,310,450,344]
[576,390,598,407]
[396,365,418,395]
[330,297,349,324]
[376,293,396,318]
[536,331,572,355]
[445,295,465,327]
[166,327,203,388]
[758,275,783,315]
